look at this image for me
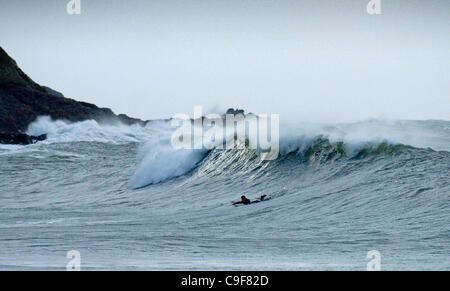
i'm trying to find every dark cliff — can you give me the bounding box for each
[0,47,144,141]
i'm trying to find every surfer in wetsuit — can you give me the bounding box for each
[233,195,251,205]
[232,195,268,205]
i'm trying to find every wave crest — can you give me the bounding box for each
[26,116,152,144]
[19,117,450,188]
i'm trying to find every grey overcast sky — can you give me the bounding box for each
[0,0,449,122]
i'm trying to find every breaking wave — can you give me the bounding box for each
[129,119,450,188]
[7,116,448,189]
[26,116,154,144]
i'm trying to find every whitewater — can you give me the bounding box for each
[0,116,448,270]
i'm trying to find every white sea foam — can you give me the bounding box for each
[26,116,153,144]
[129,137,208,188]
[130,119,450,188]
[17,116,450,188]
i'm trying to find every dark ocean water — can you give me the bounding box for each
[0,118,448,270]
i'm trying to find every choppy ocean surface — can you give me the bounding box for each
[0,117,449,270]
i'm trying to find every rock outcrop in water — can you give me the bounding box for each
[0,46,145,144]
[0,133,47,145]
[225,108,245,116]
